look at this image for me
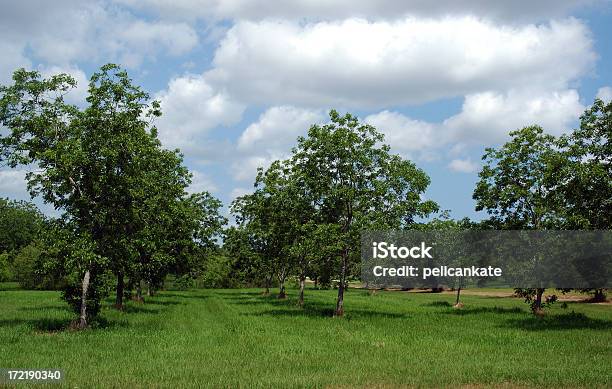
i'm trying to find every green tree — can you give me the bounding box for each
[554,98,611,301]
[291,110,438,316]
[0,64,197,325]
[473,125,562,313]
[0,252,11,282]
[231,190,280,296]
[0,198,44,256]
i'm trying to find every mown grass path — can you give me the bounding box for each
[1,286,611,388]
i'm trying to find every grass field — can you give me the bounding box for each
[1,283,611,388]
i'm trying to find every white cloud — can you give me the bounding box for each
[205,17,594,109]
[112,20,198,67]
[0,41,31,84]
[362,88,584,162]
[118,0,595,23]
[448,158,479,173]
[231,154,287,182]
[187,170,218,194]
[0,2,199,70]
[154,74,245,150]
[444,88,585,142]
[230,187,252,200]
[237,106,323,151]
[596,86,612,103]
[0,169,28,197]
[38,65,89,106]
[365,111,438,156]
[232,106,323,181]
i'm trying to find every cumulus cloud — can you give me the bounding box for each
[0,169,29,198]
[230,187,252,200]
[154,74,245,150]
[232,106,323,181]
[231,154,287,182]
[118,0,595,23]
[205,17,594,109]
[38,65,89,106]
[0,41,31,84]
[361,87,584,164]
[448,158,479,173]
[187,170,218,194]
[0,1,199,69]
[365,111,438,156]
[237,106,323,151]
[444,88,585,142]
[596,86,612,103]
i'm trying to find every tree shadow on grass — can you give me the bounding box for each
[211,291,267,298]
[145,299,184,306]
[32,317,71,332]
[18,304,70,312]
[237,297,408,319]
[502,311,612,331]
[121,305,162,314]
[249,307,408,320]
[0,318,30,327]
[157,292,209,301]
[423,301,453,307]
[444,306,525,315]
[0,316,128,333]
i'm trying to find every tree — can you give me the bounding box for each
[0,64,202,325]
[0,68,103,326]
[0,198,44,256]
[223,226,265,288]
[0,252,11,282]
[554,98,611,301]
[231,193,275,295]
[417,213,475,303]
[555,98,611,230]
[231,167,294,298]
[473,125,562,313]
[0,198,45,285]
[291,110,438,316]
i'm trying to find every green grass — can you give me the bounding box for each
[1,286,611,388]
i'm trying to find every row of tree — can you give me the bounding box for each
[0,65,225,327]
[225,99,610,315]
[1,64,609,323]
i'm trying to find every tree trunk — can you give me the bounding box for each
[135,281,144,303]
[455,287,461,305]
[77,269,91,330]
[335,248,348,317]
[298,274,306,306]
[533,288,544,314]
[278,279,287,299]
[115,272,124,310]
[146,282,152,297]
[263,274,272,296]
[277,267,288,299]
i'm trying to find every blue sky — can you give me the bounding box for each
[1,1,611,221]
